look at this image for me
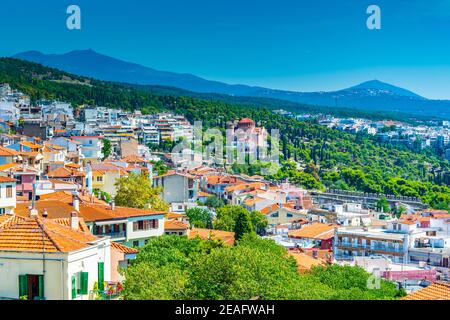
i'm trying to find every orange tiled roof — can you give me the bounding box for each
[288,223,335,240]
[47,167,85,178]
[261,204,280,215]
[111,241,138,254]
[164,219,189,230]
[15,201,81,219]
[0,214,26,229]
[121,154,148,163]
[166,212,187,219]
[206,175,240,185]
[0,176,16,183]
[188,228,235,246]
[19,141,43,149]
[79,203,166,222]
[402,282,450,300]
[289,252,327,273]
[243,197,265,207]
[65,163,81,169]
[431,213,450,219]
[0,146,19,156]
[225,182,265,193]
[0,216,98,253]
[0,163,20,171]
[198,191,213,197]
[39,191,107,205]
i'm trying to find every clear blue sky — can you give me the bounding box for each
[1,0,450,99]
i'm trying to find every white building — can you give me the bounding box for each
[0,212,111,300]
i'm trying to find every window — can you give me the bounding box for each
[71,272,88,299]
[6,185,12,198]
[133,240,139,247]
[19,274,44,300]
[133,219,159,231]
[96,176,103,182]
[286,213,293,218]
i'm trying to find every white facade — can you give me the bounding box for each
[0,238,111,300]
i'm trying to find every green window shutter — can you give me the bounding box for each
[19,275,28,299]
[80,272,89,295]
[38,275,44,300]
[71,275,77,299]
[98,262,105,291]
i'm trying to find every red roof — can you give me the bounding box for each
[238,118,255,125]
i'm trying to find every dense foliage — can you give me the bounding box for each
[121,234,405,300]
[114,173,169,211]
[214,205,268,236]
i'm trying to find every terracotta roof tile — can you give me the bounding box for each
[288,223,335,240]
[188,228,235,246]
[164,220,189,230]
[111,241,138,254]
[402,282,450,300]
[0,216,98,253]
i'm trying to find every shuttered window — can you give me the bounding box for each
[71,275,77,299]
[80,272,88,295]
[98,262,105,291]
[19,275,28,299]
[38,275,44,299]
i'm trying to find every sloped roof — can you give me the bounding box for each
[47,167,85,178]
[121,154,148,163]
[0,216,98,253]
[188,228,235,246]
[78,203,166,222]
[0,214,26,229]
[288,223,335,240]
[402,282,450,300]
[0,146,19,156]
[111,241,138,254]
[289,252,327,273]
[0,176,17,183]
[164,219,189,231]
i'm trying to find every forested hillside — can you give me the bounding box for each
[1,57,449,209]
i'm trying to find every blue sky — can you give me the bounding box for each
[1,0,450,99]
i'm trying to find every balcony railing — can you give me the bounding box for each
[94,231,126,239]
[336,242,403,253]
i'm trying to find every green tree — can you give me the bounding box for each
[114,173,169,210]
[101,138,112,160]
[186,208,212,229]
[376,197,390,213]
[204,196,224,209]
[234,210,254,241]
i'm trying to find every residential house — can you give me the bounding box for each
[0,176,16,214]
[153,170,198,208]
[0,211,111,300]
[70,136,104,164]
[288,223,335,250]
[110,242,138,283]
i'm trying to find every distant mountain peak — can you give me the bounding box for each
[348,80,425,99]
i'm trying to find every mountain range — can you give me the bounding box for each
[12,49,450,119]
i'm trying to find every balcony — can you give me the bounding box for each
[336,242,403,253]
[94,231,126,239]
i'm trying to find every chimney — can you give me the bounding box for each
[72,191,80,212]
[110,200,115,211]
[70,211,79,231]
[42,209,48,219]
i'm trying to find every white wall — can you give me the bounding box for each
[0,239,111,300]
[0,182,16,213]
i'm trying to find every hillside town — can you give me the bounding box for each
[0,83,449,300]
[275,109,450,161]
